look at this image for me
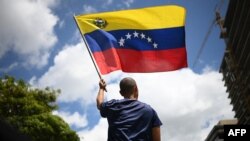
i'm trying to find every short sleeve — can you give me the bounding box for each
[100,99,116,118]
[100,102,108,117]
[151,109,162,127]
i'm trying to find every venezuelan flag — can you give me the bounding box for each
[75,5,187,74]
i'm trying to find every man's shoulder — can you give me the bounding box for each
[102,99,130,107]
[102,99,118,107]
[103,99,154,111]
[137,101,153,109]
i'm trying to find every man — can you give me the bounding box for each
[97,77,162,141]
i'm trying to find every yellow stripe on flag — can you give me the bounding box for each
[75,5,186,34]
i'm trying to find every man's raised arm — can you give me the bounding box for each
[96,79,106,109]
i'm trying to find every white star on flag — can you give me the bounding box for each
[133,31,139,38]
[126,33,132,39]
[140,33,145,39]
[153,42,158,48]
[119,37,125,46]
[147,37,152,43]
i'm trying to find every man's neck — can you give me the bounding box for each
[124,95,137,100]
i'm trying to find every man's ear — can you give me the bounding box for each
[134,86,138,98]
[134,86,138,93]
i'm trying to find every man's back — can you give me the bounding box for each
[100,99,162,141]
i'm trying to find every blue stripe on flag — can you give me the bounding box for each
[85,26,185,52]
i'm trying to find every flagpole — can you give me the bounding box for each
[73,16,105,82]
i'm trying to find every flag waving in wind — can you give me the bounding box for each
[75,5,187,74]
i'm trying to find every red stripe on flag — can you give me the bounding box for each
[93,48,187,74]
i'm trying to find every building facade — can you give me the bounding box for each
[219,0,250,124]
[205,119,238,141]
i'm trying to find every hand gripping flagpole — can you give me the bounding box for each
[73,15,107,91]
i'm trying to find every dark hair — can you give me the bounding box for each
[119,77,137,96]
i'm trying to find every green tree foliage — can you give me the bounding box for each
[0,75,80,141]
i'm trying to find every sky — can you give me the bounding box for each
[0,0,235,141]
